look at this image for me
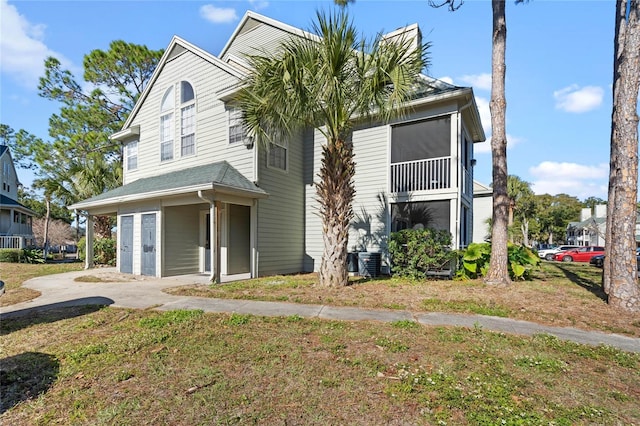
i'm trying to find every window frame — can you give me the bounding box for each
[267,140,288,172]
[228,105,246,145]
[126,140,139,171]
[180,81,196,157]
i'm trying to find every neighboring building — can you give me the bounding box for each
[566,205,607,247]
[0,145,35,249]
[472,181,492,244]
[70,12,485,280]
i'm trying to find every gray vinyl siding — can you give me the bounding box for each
[123,50,253,185]
[162,205,200,276]
[303,126,390,272]
[223,22,295,63]
[256,133,305,276]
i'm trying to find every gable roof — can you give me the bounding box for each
[69,161,268,211]
[219,11,318,60]
[118,36,245,132]
[0,145,8,157]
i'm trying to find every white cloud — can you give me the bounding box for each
[553,84,604,113]
[248,0,269,10]
[459,73,491,91]
[200,4,238,24]
[0,0,68,89]
[529,161,609,199]
[474,133,523,154]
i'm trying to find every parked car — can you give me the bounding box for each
[554,246,605,262]
[590,248,640,268]
[590,254,604,268]
[538,245,580,261]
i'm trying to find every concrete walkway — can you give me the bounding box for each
[2,268,639,353]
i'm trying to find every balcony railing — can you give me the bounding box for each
[390,156,451,193]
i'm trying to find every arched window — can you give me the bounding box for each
[180,81,196,157]
[160,86,174,161]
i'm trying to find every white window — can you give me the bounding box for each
[180,81,196,157]
[126,140,138,171]
[160,87,174,161]
[268,142,288,171]
[228,106,246,144]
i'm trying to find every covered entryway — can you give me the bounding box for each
[69,162,268,280]
[227,204,251,275]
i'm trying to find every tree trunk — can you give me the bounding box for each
[43,197,51,258]
[604,0,640,312]
[94,215,113,239]
[317,138,356,287]
[484,0,511,286]
[521,218,529,247]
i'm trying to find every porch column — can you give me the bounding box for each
[209,202,216,283]
[85,214,94,270]
[213,201,222,284]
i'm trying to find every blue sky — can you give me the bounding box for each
[0,0,619,200]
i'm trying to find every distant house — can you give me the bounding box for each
[69,11,485,280]
[566,205,607,247]
[0,145,35,249]
[472,181,492,244]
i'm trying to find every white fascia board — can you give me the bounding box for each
[68,183,268,212]
[110,125,140,141]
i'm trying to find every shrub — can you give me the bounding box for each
[456,242,540,281]
[0,249,21,263]
[388,228,456,279]
[78,237,117,266]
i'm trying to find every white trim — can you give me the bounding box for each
[111,125,140,141]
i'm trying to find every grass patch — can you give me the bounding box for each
[0,262,83,306]
[422,297,512,317]
[4,307,638,424]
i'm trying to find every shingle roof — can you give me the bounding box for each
[76,161,267,206]
[0,194,33,214]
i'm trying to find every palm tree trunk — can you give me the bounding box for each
[484,0,511,285]
[604,0,640,312]
[317,138,356,287]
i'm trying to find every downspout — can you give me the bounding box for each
[197,190,220,283]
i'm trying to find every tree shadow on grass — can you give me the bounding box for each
[552,264,607,301]
[0,298,113,335]
[0,352,60,414]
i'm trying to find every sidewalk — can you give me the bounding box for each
[2,268,639,353]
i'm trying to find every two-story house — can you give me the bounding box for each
[70,11,485,281]
[0,145,35,249]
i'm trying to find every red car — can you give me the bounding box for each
[554,246,605,262]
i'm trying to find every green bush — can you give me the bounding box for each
[0,249,21,263]
[78,237,117,266]
[388,228,456,279]
[456,242,540,281]
[0,248,45,263]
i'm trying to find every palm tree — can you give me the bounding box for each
[238,10,428,287]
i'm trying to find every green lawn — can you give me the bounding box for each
[1,262,639,424]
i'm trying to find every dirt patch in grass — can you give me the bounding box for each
[0,263,83,307]
[1,307,638,425]
[74,272,146,283]
[167,262,640,337]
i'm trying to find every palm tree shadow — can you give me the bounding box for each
[553,264,607,301]
[0,352,60,414]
